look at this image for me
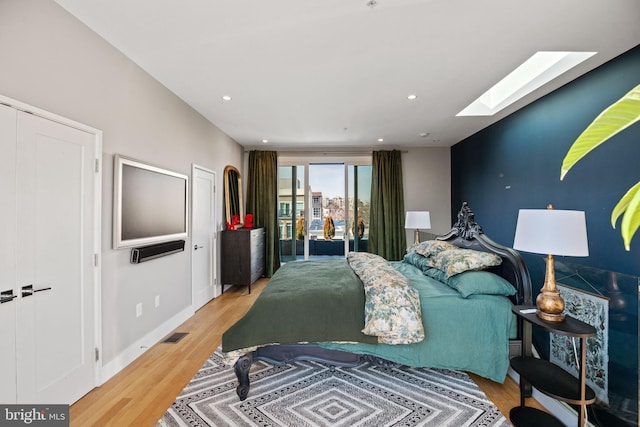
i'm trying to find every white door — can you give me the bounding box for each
[15,111,97,404]
[192,165,217,310]
[0,104,18,403]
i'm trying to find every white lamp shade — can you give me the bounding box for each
[405,211,431,230]
[513,209,589,256]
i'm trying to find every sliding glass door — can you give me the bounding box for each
[278,165,305,263]
[348,164,371,253]
[308,164,346,257]
[278,157,371,262]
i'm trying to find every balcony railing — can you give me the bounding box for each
[279,239,368,257]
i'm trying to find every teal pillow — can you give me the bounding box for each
[422,267,449,283]
[446,270,516,298]
[403,252,431,271]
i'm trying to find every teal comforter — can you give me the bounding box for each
[320,262,514,382]
[223,259,514,383]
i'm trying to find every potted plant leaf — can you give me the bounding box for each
[561,84,640,250]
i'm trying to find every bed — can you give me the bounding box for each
[222,202,533,401]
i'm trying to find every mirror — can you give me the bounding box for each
[224,165,244,228]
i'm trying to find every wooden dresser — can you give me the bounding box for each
[221,227,265,294]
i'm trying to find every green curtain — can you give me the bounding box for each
[369,150,406,260]
[246,150,281,276]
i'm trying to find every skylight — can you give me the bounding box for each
[457,51,596,116]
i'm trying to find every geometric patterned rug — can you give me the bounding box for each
[156,349,509,427]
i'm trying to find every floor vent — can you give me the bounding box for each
[162,332,188,344]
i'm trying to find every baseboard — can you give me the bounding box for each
[508,339,521,358]
[99,305,195,384]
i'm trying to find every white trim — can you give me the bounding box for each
[92,123,103,388]
[99,306,194,383]
[0,93,104,392]
[0,94,101,135]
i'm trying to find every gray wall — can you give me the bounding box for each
[0,0,243,367]
[0,0,452,379]
[402,147,451,243]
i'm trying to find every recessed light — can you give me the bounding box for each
[222,95,232,101]
[419,133,430,138]
[407,94,417,100]
[377,138,384,142]
[262,139,268,144]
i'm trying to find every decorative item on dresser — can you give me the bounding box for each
[221,227,265,294]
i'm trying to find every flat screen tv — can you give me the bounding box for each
[113,155,189,249]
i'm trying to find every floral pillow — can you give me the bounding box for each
[432,248,502,278]
[409,240,459,258]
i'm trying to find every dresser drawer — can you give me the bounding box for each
[221,227,265,293]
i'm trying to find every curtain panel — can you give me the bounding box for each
[369,150,406,261]
[246,150,281,276]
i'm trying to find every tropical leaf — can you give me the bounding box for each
[617,182,640,250]
[561,84,640,180]
[611,181,640,228]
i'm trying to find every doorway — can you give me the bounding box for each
[0,97,101,404]
[278,157,371,261]
[191,165,217,309]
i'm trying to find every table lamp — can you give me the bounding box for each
[405,211,431,245]
[513,205,589,322]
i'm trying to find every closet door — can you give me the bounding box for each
[0,104,18,403]
[15,111,97,404]
[192,166,217,309]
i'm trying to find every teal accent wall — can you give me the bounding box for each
[452,44,640,425]
[452,44,640,277]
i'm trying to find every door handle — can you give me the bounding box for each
[194,244,203,250]
[21,285,52,298]
[1,289,17,304]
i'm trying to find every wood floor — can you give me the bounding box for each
[70,278,547,426]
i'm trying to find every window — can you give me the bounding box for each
[278,156,371,260]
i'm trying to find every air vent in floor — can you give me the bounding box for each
[162,332,188,343]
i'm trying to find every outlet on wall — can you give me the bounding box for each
[136,302,142,318]
[155,295,160,308]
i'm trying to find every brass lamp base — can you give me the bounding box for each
[536,309,565,322]
[536,253,566,322]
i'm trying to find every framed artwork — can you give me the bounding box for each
[550,283,609,404]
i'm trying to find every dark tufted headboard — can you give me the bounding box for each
[436,202,533,307]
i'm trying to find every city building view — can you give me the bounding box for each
[278,164,371,260]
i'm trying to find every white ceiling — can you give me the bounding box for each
[54,0,640,150]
